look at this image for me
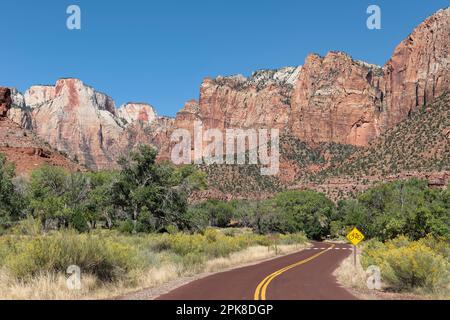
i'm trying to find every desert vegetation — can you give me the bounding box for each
[0,225,308,299]
[0,146,448,299]
[335,235,449,299]
[318,93,450,181]
[361,236,448,293]
[0,148,311,299]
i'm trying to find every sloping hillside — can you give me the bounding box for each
[200,93,449,201]
[0,117,81,174]
[317,92,449,181]
[1,87,80,174]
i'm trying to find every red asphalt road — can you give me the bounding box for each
[157,242,357,300]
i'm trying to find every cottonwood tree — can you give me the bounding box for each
[28,165,91,231]
[111,145,206,233]
[85,170,119,229]
[0,154,25,230]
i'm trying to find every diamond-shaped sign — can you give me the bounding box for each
[346,227,365,246]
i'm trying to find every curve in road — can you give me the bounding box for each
[157,242,358,300]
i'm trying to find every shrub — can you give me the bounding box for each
[0,231,138,281]
[279,232,308,245]
[417,235,450,262]
[362,237,449,292]
[204,228,219,242]
[10,216,43,236]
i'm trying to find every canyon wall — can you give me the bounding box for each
[3,8,449,171]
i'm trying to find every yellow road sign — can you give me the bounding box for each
[346,227,365,246]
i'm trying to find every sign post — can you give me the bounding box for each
[346,227,365,267]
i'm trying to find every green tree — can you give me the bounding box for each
[256,190,335,239]
[85,170,119,229]
[111,145,206,232]
[0,154,25,230]
[28,165,90,231]
[336,199,371,236]
[338,179,450,241]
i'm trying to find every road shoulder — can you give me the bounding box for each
[116,243,311,300]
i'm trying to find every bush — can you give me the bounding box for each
[279,232,308,245]
[362,237,449,292]
[0,231,138,281]
[0,228,308,288]
[10,216,43,236]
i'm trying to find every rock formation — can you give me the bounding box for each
[0,87,80,173]
[0,87,11,118]
[5,79,173,169]
[172,8,449,148]
[290,52,384,146]
[26,79,124,169]
[117,103,157,125]
[2,7,449,174]
[383,7,449,128]
[192,67,300,132]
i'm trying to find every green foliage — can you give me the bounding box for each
[362,236,449,292]
[195,200,235,227]
[185,199,258,230]
[10,216,43,236]
[0,230,138,281]
[2,146,207,234]
[255,190,335,239]
[0,228,307,284]
[84,170,119,229]
[278,232,308,245]
[28,166,91,231]
[0,154,26,231]
[336,179,449,241]
[111,145,207,233]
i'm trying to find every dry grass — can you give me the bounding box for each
[333,250,368,291]
[0,268,99,300]
[0,244,307,300]
[333,248,450,300]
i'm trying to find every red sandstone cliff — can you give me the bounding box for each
[2,8,449,172]
[0,87,79,173]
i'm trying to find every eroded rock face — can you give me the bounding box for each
[288,7,449,146]
[8,79,172,170]
[2,7,448,173]
[118,116,175,162]
[10,88,26,109]
[171,8,449,149]
[24,85,55,108]
[383,7,450,127]
[25,79,125,169]
[197,67,300,132]
[8,89,33,129]
[289,52,384,146]
[117,103,157,125]
[0,87,11,118]
[0,115,80,173]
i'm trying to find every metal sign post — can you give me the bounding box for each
[346,227,365,268]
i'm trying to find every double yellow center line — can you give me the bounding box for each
[254,244,335,300]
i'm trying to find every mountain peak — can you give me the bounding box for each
[117,103,157,125]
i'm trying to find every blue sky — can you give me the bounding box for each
[0,0,447,116]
